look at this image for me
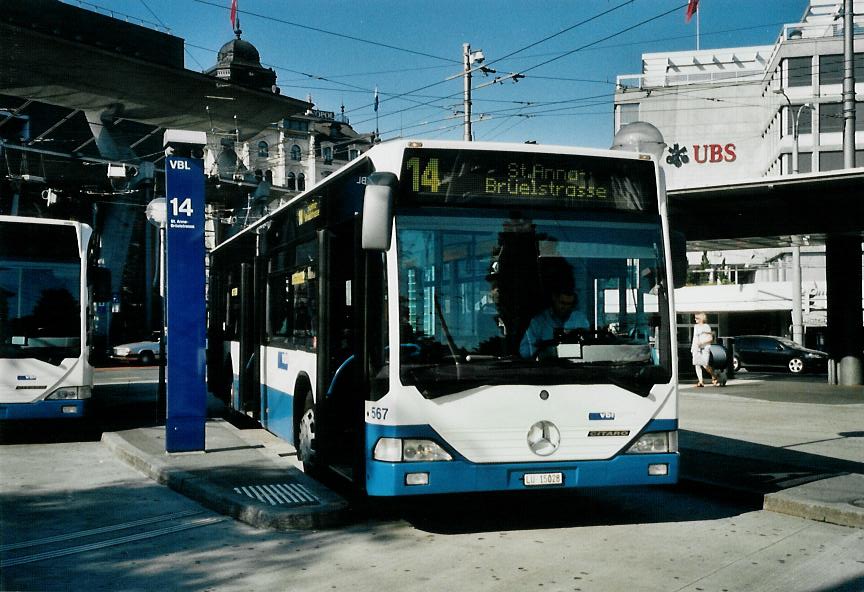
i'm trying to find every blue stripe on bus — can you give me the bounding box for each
[262,384,295,444]
[364,419,678,496]
[0,399,88,420]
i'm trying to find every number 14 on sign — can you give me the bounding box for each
[170,197,194,217]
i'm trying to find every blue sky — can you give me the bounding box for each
[75,0,809,147]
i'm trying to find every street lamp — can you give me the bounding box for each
[774,90,814,347]
[774,89,813,174]
[145,197,167,423]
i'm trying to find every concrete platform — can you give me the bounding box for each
[101,419,349,530]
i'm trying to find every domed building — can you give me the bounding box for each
[202,26,374,240]
[204,27,277,92]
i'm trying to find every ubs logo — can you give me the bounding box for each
[527,420,561,456]
[666,143,737,168]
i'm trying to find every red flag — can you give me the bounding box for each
[230,0,238,30]
[685,0,699,22]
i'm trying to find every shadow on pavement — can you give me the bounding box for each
[355,481,761,535]
[680,429,864,495]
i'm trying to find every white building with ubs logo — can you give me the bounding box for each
[614,0,863,350]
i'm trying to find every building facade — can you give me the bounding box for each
[614,0,863,348]
[202,29,373,236]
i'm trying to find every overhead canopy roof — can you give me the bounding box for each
[0,6,310,141]
[668,169,864,250]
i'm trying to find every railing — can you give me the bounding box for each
[616,69,763,90]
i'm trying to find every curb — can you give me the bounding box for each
[763,474,864,529]
[101,430,351,531]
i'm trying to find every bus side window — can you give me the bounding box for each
[225,278,240,340]
[290,267,317,350]
[268,272,291,341]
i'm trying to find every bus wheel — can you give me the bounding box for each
[298,394,320,472]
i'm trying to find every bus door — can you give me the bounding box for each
[238,261,261,417]
[317,221,363,477]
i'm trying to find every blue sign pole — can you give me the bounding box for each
[164,156,206,452]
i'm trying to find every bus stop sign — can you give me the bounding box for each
[164,156,206,452]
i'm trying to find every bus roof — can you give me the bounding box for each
[0,215,88,228]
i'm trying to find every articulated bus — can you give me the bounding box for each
[0,216,98,419]
[208,140,683,496]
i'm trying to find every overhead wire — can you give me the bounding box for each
[178,1,839,134]
[46,2,862,144]
[189,0,459,64]
[354,2,706,131]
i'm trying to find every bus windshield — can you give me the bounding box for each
[396,208,670,398]
[0,224,82,363]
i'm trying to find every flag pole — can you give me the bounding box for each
[696,4,701,50]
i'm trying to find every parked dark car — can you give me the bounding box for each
[731,335,828,374]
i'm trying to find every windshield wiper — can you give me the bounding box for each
[433,293,462,380]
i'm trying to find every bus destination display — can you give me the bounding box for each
[399,148,656,212]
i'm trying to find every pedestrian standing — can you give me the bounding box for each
[691,312,718,387]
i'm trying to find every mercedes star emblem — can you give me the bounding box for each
[527,420,561,456]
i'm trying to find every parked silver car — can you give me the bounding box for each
[111,334,161,365]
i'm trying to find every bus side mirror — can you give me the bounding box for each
[92,267,111,301]
[671,231,688,289]
[362,172,397,251]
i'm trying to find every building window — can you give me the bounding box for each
[286,172,296,190]
[820,102,843,133]
[819,150,844,172]
[780,152,813,174]
[258,141,269,158]
[785,105,812,136]
[819,52,864,85]
[786,56,811,88]
[820,149,864,171]
[284,119,309,132]
[348,149,360,160]
[322,146,333,164]
[821,102,864,132]
[297,173,306,192]
[819,54,844,85]
[617,103,639,128]
[290,145,302,161]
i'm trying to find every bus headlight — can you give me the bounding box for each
[46,386,91,400]
[626,431,677,454]
[373,438,452,462]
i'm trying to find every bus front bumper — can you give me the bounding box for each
[366,452,679,496]
[0,399,89,420]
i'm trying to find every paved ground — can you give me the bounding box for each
[98,371,864,530]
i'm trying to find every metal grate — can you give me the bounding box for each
[233,482,320,507]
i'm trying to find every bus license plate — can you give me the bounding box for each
[524,472,563,486]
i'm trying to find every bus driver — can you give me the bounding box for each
[519,287,590,359]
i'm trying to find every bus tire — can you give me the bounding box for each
[297,393,321,475]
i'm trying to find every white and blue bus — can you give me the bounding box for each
[0,216,98,419]
[208,140,683,496]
